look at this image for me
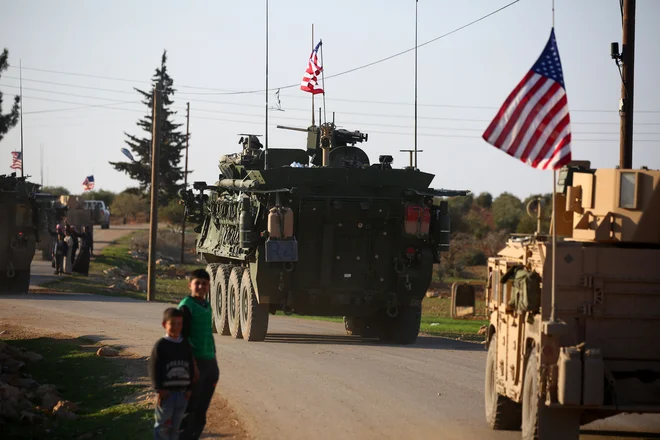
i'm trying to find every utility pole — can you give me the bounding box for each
[619,0,636,169]
[180,102,190,264]
[19,59,24,177]
[147,83,162,302]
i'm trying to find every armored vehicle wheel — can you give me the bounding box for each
[378,305,421,345]
[212,265,231,335]
[485,337,521,430]
[239,269,269,341]
[206,263,221,334]
[2,271,31,294]
[227,266,244,339]
[344,317,364,336]
[522,353,580,440]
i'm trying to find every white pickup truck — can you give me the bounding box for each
[83,200,111,229]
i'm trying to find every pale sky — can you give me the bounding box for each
[1,0,659,199]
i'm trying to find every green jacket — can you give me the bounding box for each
[179,296,216,360]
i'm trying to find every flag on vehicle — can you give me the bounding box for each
[120,147,134,161]
[301,41,324,95]
[10,151,22,170]
[82,175,95,191]
[482,28,571,170]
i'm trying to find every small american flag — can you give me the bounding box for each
[82,175,95,191]
[10,151,22,170]
[300,41,324,95]
[483,28,571,170]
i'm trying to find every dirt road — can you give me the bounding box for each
[1,293,659,440]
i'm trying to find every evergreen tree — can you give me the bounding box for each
[0,49,21,143]
[109,51,187,204]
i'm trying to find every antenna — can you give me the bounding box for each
[19,59,24,178]
[264,0,269,170]
[40,143,43,186]
[414,0,418,170]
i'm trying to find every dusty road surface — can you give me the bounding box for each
[1,294,660,439]
[29,224,148,287]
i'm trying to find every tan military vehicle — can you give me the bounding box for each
[471,161,660,439]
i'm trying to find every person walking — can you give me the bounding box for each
[53,232,67,275]
[178,269,218,440]
[63,230,74,274]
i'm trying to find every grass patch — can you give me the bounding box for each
[3,336,151,440]
[41,233,199,304]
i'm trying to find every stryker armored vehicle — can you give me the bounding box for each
[461,161,660,439]
[181,120,468,344]
[0,173,41,293]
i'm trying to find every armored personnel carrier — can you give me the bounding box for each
[0,173,41,293]
[468,161,660,439]
[181,120,468,344]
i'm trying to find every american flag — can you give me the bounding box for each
[482,28,572,170]
[10,151,22,170]
[82,175,95,191]
[300,41,324,95]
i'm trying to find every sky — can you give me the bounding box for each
[1,0,659,199]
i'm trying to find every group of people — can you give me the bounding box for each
[51,223,93,276]
[149,268,220,440]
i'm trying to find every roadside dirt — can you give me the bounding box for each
[0,322,250,440]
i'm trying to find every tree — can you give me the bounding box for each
[40,186,70,195]
[111,193,147,222]
[80,189,116,208]
[517,193,553,234]
[492,192,523,232]
[160,199,185,225]
[0,49,20,143]
[475,192,493,209]
[109,50,187,204]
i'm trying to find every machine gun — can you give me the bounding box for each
[277,118,369,167]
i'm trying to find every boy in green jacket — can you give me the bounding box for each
[178,268,219,440]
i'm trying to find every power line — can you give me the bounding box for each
[6,1,523,97]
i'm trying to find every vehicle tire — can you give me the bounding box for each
[227,266,244,339]
[344,317,364,336]
[380,305,421,345]
[212,264,231,336]
[205,264,221,334]
[522,353,580,440]
[239,268,269,341]
[7,271,31,294]
[485,337,522,430]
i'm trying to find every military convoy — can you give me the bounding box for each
[466,161,660,439]
[0,173,41,293]
[181,120,468,344]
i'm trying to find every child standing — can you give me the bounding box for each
[149,308,195,440]
[178,269,219,440]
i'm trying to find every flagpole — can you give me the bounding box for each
[264,0,269,170]
[311,23,315,126]
[550,0,557,323]
[19,59,24,178]
[414,0,418,170]
[319,40,327,124]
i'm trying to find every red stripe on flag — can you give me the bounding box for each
[482,71,536,141]
[543,134,572,170]
[519,95,568,163]
[494,76,547,147]
[506,82,561,158]
[531,113,570,168]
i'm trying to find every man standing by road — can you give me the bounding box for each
[178,269,219,440]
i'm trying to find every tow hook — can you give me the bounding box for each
[386,305,399,318]
[404,274,412,291]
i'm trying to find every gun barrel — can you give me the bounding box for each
[276,125,312,133]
